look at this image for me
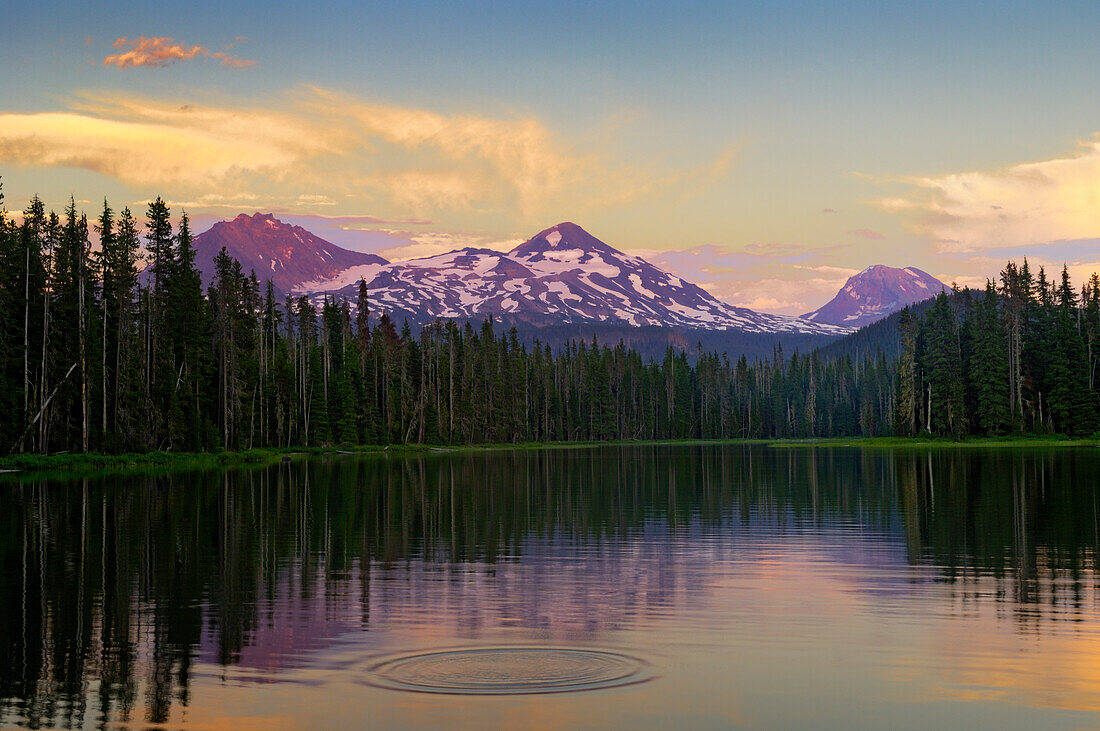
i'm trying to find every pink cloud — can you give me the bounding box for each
[822,208,837,214]
[849,228,885,240]
[103,36,255,69]
[211,51,254,68]
[745,242,803,255]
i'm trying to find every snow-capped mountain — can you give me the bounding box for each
[801,264,946,328]
[192,213,387,295]
[313,222,852,335]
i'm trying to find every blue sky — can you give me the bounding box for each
[3,1,1100,312]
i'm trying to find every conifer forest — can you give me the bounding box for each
[1,186,1098,456]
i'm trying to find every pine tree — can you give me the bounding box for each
[968,282,1010,434]
[169,212,209,449]
[1085,273,1100,394]
[895,307,919,436]
[922,292,966,437]
[145,197,174,293]
[1048,265,1096,434]
[110,208,142,446]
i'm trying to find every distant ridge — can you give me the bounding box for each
[314,222,853,336]
[185,216,855,337]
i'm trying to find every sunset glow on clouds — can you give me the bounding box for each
[627,245,860,316]
[0,86,734,238]
[884,139,1100,253]
[0,108,311,186]
[7,1,1100,314]
[103,36,254,69]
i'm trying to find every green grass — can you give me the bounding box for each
[2,436,1097,478]
[770,435,1100,448]
[0,444,424,478]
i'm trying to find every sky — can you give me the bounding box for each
[4,0,1100,314]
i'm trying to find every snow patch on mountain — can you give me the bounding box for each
[300,222,851,336]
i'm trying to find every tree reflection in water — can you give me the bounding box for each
[0,445,1097,728]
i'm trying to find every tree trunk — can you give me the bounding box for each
[79,258,88,453]
[22,238,30,432]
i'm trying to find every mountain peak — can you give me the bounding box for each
[193,213,387,295]
[232,212,277,223]
[309,220,850,336]
[802,264,946,328]
[510,222,620,259]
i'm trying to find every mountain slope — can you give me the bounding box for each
[192,213,388,295]
[319,222,851,335]
[801,265,946,328]
[816,291,949,363]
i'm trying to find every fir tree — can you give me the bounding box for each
[968,282,1010,434]
[922,292,966,437]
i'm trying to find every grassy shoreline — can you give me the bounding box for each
[1,435,1098,477]
[0,444,436,477]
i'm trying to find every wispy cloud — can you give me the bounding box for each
[0,98,326,188]
[880,138,1100,252]
[849,228,885,240]
[298,87,611,217]
[299,213,435,226]
[374,229,521,261]
[626,243,856,315]
[103,36,255,69]
[0,86,734,226]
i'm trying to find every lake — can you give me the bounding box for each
[2,445,1099,728]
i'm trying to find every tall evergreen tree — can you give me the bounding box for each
[1048,265,1096,434]
[968,282,1010,435]
[895,307,919,436]
[922,292,967,436]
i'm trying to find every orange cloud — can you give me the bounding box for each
[211,51,253,68]
[0,86,733,228]
[880,137,1100,252]
[103,36,255,69]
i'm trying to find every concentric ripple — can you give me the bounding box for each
[366,648,650,695]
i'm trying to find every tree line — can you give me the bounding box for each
[0,184,1097,454]
[896,261,1100,437]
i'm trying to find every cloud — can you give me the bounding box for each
[210,51,254,68]
[744,242,803,255]
[154,193,262,209]
[0,101,326,187]
[297,213,435,226]
[373,229,520,261]
[383,170,481,212]
[727,276,853,315]
[793,264,860,277]
[295,194,335,206]
[627,244,855,315]
[822,208,837,214]
[0,86,732,226]
[849,228,885,240]
[298,87,602,216]
[730,295,808,312]
[881,138,1100,252]
[103,36,254,69]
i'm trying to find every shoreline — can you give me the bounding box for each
[1,436,1098,478]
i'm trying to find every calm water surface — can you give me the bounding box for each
[2,445,1100,729]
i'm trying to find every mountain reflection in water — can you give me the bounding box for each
[1,445,1099,728]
